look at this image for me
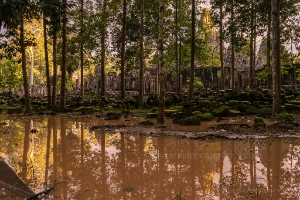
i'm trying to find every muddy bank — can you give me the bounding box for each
[89,116,300,139]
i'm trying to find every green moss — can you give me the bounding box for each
[176,116,201,126]
[285,104,300,112]
[276,112,294,121]
[75,106,99,115]
[165,110,177,117]
[0,104,9,112]
[146,113,158,118]
[193,111,213,121]
[248,108,272,115]
[226,109,241,117]
[254,117,266,128]
[211,105,229,117]
[6,107,23,114]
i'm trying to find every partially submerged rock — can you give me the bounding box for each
[254,118,266,129]
[269,121,299,130]
[105,112,122,120]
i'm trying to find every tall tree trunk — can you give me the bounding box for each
[80,0,84,97]
[120,0,127,100]
[20,15,32,114]
[52,33,58,106]
[219,1,225,90]
[249,0,254,89]
[43,15,52,106]
[187,0,195,101]
[231,45,235,90]
[100,0,107,96]
[230,0,235,90]
[138,0,144,108]
[175,0,180,94]
[290,31,297,88]
[60,0,67,110]
[157,0,165,124]
[271,0,281,115]
[267,11,272,89]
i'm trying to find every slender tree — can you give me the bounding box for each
[157,0,165,124]
[219,0,225,90]
[100,0,108,97]
[52,30,58,105]
[271,0,281,114]
[249,0,255,89]
[60,0,67,109]
[20,14,32,113]
[138,0,144,108]
[230,0,235,90]
[175,0,180,94]
[80,0,84,97]
[43,14,52,106]
[187,0,195,101]
[120,0,127,100]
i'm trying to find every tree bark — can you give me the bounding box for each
[52,33,58,106]
[43,15,52,106]
[175,0,180,94]
[157,0,165,124]
[120,0,127,100]
[267,10,272,89]
[219,1,225,90]
[20,15,32,114]
[138,0,144,108]
[60,0,67,110]
[231,45,235,90]
[187,0,195,101]
[249,0,254,89]
[80,0,84,97]
[100,0,107,96]
[271,0,281,115]
[230,0,235,90]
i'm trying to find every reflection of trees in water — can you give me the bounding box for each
[4,116,300,199]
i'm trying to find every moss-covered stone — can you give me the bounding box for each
[176,116,201,126]
[226,109,241,117]
[165,110,177,117]
[285,104,300,112]
[248,108,272,115]
[0,104,9,112]
[276,112,294,121]
[269,121,298,130]
[182,108,193,117]
[228,100,251,112]
[105,112,122,120]
[146,113,158,118]
[139,120,154,126]
[75,106,99,115]
[254,118,266,128]
[6,107,23,114]
[192,111,214,121]
[211,105,229,117]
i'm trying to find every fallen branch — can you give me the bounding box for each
[26,187,54,200]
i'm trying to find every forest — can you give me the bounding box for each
[0,0,300,124]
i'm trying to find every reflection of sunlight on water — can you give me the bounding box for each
[2,116,300,199]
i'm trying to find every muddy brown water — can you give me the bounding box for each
[0,115,299,199]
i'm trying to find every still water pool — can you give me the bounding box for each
[0,115,299,199]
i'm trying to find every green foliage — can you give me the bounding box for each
[184,75,203,92]
[0,59,23,91]
[276,112,293,121]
